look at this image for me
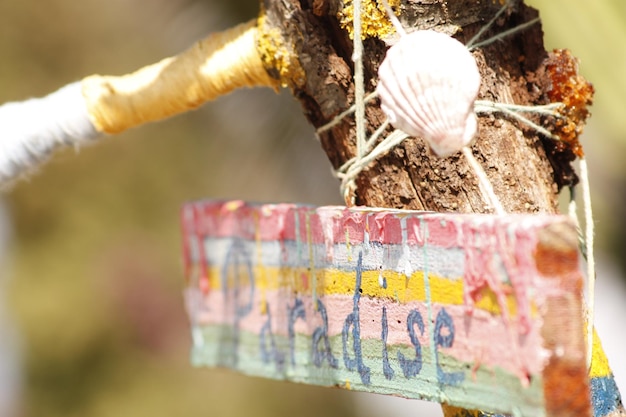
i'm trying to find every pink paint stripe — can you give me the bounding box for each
[182,201,567,247]
[185,287,544,377]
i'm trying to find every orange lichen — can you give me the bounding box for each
[545,49,594,158]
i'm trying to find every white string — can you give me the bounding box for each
[462,147,505,215]
[317,92,379,134]
[568,185,579,221]
[0,82,100,187]
[580,157,595,369]
[316,0,578,219]
[336,127,409,203]
[337,119,393,175]
[353,0,366,162]
[339,129,409,180]
[475,101,564,117]
[468,18,540,52]
[475,101,564,140]
[466,0,513,50]
[478,99,597,357]
[381,0,405,37]
[321,98,565,207]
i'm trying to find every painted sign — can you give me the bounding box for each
[181,200,591,417]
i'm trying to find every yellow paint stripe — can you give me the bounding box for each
[205,265,532,318]
[590,329,612,378]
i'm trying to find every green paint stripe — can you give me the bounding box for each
[190,325,544,417]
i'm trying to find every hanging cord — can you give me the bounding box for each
[474,101,565,140]
[580,158,596,368]
[466,0,540,52]
[477,99,597,332]
[461,147,505,214]
[475,99,597,330]
[380,0,405,36]
[325,1,596,359]
[321,0,545,212]
[352,0,366,163]
[465,0,512,50]
[324,98,565,211]
[566,171,596,371]
[0,19,278,186]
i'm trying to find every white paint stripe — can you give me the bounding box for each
[190,236,466,279]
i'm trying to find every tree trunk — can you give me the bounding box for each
[258,0,578,213]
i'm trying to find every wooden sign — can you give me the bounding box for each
[181,200,591,417]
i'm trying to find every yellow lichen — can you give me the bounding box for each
[338,0,401,39]
[256,12,306,89]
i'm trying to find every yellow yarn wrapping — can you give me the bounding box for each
[82,19,279,134]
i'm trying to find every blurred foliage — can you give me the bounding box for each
[1,0,625,416]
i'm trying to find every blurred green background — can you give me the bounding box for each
[0,1,624,416]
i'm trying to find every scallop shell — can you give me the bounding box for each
[376,30,481,157]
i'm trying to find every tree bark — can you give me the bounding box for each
[258,0,578,213]
[255,4,618,416]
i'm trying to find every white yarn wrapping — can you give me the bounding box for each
[0,82,99,186]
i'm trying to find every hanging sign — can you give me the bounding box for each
[181,200,591,417]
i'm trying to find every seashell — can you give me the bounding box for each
[376,30,481,157]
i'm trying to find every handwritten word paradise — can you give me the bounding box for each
[182,201,586,416]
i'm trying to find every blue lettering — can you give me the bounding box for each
[260,304,286,372]
[311,299,338,368]
[434,308,464,385]
[288,298,306,366]
[398,309,424,378]
[342,252,371,385]
[221,239,255,366]
[381,306,395,380]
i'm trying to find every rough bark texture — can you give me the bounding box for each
[259,0,577,214]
